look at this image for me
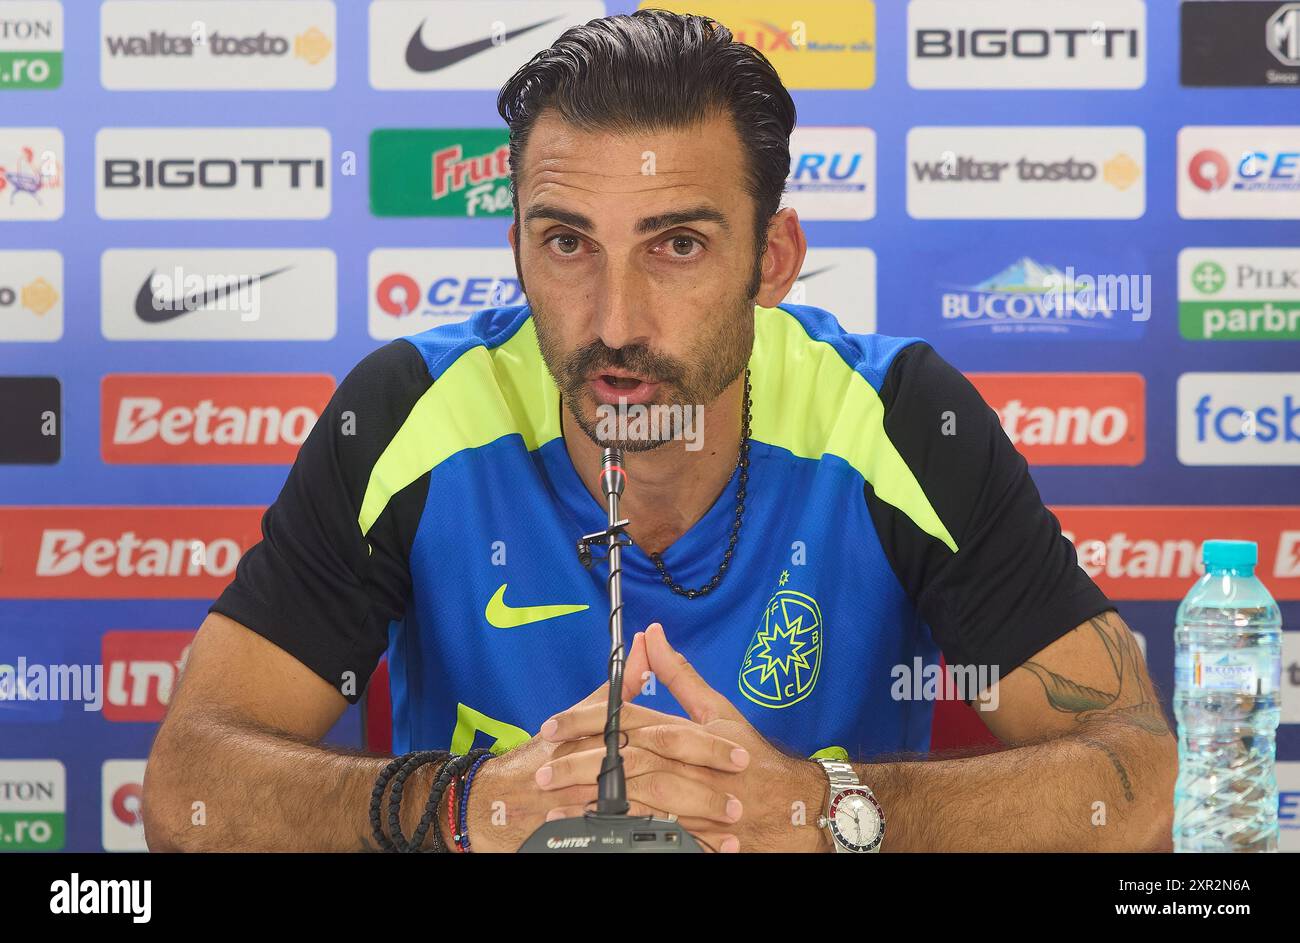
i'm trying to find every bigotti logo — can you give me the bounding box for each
[0,507,263,599]
[907,126,1145,219]
[1177,373,1300,466]
[967,373,1144,465]
[101,631,194,722]
[908,0,1145,90]
[1179,247,1300,340]
[370,129,511,218]
[0,760,65,851]
[786,127,875,221]
[101,0,334,91]
[101,373,333,464]
[368,1,599,90]
[1053,506,1300,600]
[368,247,522,339]
[1178,126,1300,219]
[96,127,330,219]
[0,0,63,90]
[936,256,1148,338]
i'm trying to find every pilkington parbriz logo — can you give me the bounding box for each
[0,760,65,851]
[1179,248,1300,340]
[370,129,512,217]
[0,1,63,89]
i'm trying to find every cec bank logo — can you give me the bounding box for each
[738,573,822,709]
[644,0,876,89]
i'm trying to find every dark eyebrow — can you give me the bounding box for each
[523,202,731,236]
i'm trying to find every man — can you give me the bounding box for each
[143,10,1176,853]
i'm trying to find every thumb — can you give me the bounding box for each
[643,623,741,724]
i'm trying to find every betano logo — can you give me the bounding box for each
[644,0,876,89]
[967,373,1144,465]
[1053,506,1300,600]
[0,507,263,599]
[101,373,334,464]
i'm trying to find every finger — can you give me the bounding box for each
[688,832,741,854]
[541,698,689,743]
[644,622,743,724]
[572,630,650,709]
[626,770,742,824]
[549,724,750,771]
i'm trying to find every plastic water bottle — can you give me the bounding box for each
[1173,540,1283,852]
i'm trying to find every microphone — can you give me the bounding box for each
[520,445,701,853]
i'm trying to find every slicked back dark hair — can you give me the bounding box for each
[496,8,797,266]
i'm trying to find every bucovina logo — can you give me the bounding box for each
[738,571,823,708]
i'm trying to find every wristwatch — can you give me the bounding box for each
[814,758,884,853]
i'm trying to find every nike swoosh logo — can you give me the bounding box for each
[405,15,563,73]
[485,583,589,629]
[134,266,291,324]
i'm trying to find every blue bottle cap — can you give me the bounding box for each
[1202,539,1257,570]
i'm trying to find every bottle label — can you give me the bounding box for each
[1175,651,1279,695]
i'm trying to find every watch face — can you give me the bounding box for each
[828,788,883,852]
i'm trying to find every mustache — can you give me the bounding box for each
[560,341,687,386]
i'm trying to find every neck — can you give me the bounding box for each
[562,375,745,556]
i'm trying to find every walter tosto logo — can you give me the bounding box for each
[739,575,823,709]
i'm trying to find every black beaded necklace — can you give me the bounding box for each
[648,369,751,599]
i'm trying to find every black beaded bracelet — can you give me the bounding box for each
[369,754,409,852]
[385,751,444,853]
[410,750,468,852]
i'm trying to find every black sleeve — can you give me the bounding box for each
[865,342,1114,680]
[209,340,432,703]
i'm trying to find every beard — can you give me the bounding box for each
[532,277,757,454]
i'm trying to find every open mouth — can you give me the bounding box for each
[587,371,661,405]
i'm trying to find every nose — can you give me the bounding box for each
[588,260,652,352]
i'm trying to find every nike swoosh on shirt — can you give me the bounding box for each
[485,583,589,629]
[404,15,563,73]
[134,267,291,324]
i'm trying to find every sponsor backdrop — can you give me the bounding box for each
[0,0,1297,851]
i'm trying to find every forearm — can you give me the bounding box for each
[844,717,1176,852]
[143,709,452,852]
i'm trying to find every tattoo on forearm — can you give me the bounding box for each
[1077,735,1136,802]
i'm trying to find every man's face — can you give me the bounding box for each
[509,109,762,451]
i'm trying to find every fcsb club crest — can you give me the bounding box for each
[738,582,823,709]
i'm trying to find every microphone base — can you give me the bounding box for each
[518,813,703,853]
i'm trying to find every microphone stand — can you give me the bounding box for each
[519,447,701,853]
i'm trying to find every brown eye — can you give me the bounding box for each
[551,234,580,255]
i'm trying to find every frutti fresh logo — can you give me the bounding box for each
[0,760,65,852]
[370,129,512,218]
[0,1,62,89]
[1179,248,1300,340]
